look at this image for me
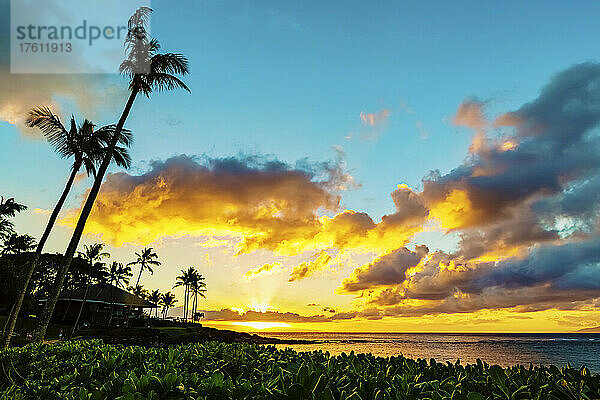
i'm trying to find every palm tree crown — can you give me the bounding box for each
[119,7,190,97]
[107,262,132,289]
[160,291,177,319]
[27,106,133,175]
[128,247,161,287]
[0,197,27,243]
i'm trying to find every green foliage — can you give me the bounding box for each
[0,340,598,399]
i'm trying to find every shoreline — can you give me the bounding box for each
[73,325,318,346]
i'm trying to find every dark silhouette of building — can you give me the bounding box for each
[41,283,158,327]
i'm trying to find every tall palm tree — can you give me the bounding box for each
[70,244,109,338]
[33,7,189,342]
[189,273,206,323]
[106,262,132,326]
[147,289,161,319]
[2,111,132,349]
[128,248,161,287]
[160,291,177,320]
[173,268,195,321]
[0,197,27,243]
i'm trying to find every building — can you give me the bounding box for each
[43,283,158,327]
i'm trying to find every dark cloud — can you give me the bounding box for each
[338,63,600,318]
[202,308,331,323]
[339,245,428,292]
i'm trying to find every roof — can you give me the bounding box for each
[57,283,158,308]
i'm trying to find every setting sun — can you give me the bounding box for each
[230,322,290,330]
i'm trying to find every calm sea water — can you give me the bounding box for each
[263,332,600,372]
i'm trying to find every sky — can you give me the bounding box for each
[2,0,600,332]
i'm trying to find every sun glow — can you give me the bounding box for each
[230,322,290,330]
[249,303,270,313]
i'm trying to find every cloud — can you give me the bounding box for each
[339,245,428,292]
[202,308,331,323]
[64,154,423,257]
[453,99,486,131]
[288,251,333,281]
[359,109,391,140]
[336,62,600,317]
[360,109,391,127]
[244,262,283,279]
[62,154,343,248]
[0,67,124,136]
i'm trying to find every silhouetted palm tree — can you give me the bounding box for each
[189,273,206,323]
[147,289,161,319]
[1,233,36,255]
[2,109,132,348]
[70,244,109,338]
[160,291,177,320]
[34,7,189,342]
[128,284,149,299]
[173,267,196,321]
[128,248,161,287]
[0,197,27,243]
[107,262,132,326]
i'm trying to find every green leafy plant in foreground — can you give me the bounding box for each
[0,340,598,399]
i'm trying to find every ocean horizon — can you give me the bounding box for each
[262,331,600,372]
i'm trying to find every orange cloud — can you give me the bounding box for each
[288,251,333,281]
[244,262,283,279]
[360,109,391,127]
[63,155,424,259]
[453,100,486,131]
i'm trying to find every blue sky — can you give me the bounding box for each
[3,1,600,331]
[5,1,600,223]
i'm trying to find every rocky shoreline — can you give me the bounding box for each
[74,326,316,347]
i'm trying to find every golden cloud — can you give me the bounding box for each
[62,155,424,259]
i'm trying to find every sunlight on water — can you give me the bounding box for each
[264,332,600,372]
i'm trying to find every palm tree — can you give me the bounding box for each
[124,284,149,327]
[147,289,161,319]
[160,291,177,320]
[2,111,132,349]
[1,233,36,255]
[0,197,27,243]
[128,248,161,287]
[33,7,189,342]
[128,284,149,299]
[70,244,109,338]
[106,262,132,326]
[189,273,206,323]
[173,267,196,321]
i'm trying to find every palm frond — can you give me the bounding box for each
[27,107,74,159]
[150,53,190,76]
[148,73,191,93]
[0,197,27,218]
[110,145,132,169]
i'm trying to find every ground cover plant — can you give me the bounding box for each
[0,340,598,399]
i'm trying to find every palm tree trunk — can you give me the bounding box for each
[192,293,197,323]
[33,89,139,342]
[184,286,188,321]
[135,265,143,287]
[2,163,81,348]
[62,288,73,322]
[69,278,90,339]
[107,286,114,327]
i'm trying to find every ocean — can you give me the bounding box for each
[263,332,600,372]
